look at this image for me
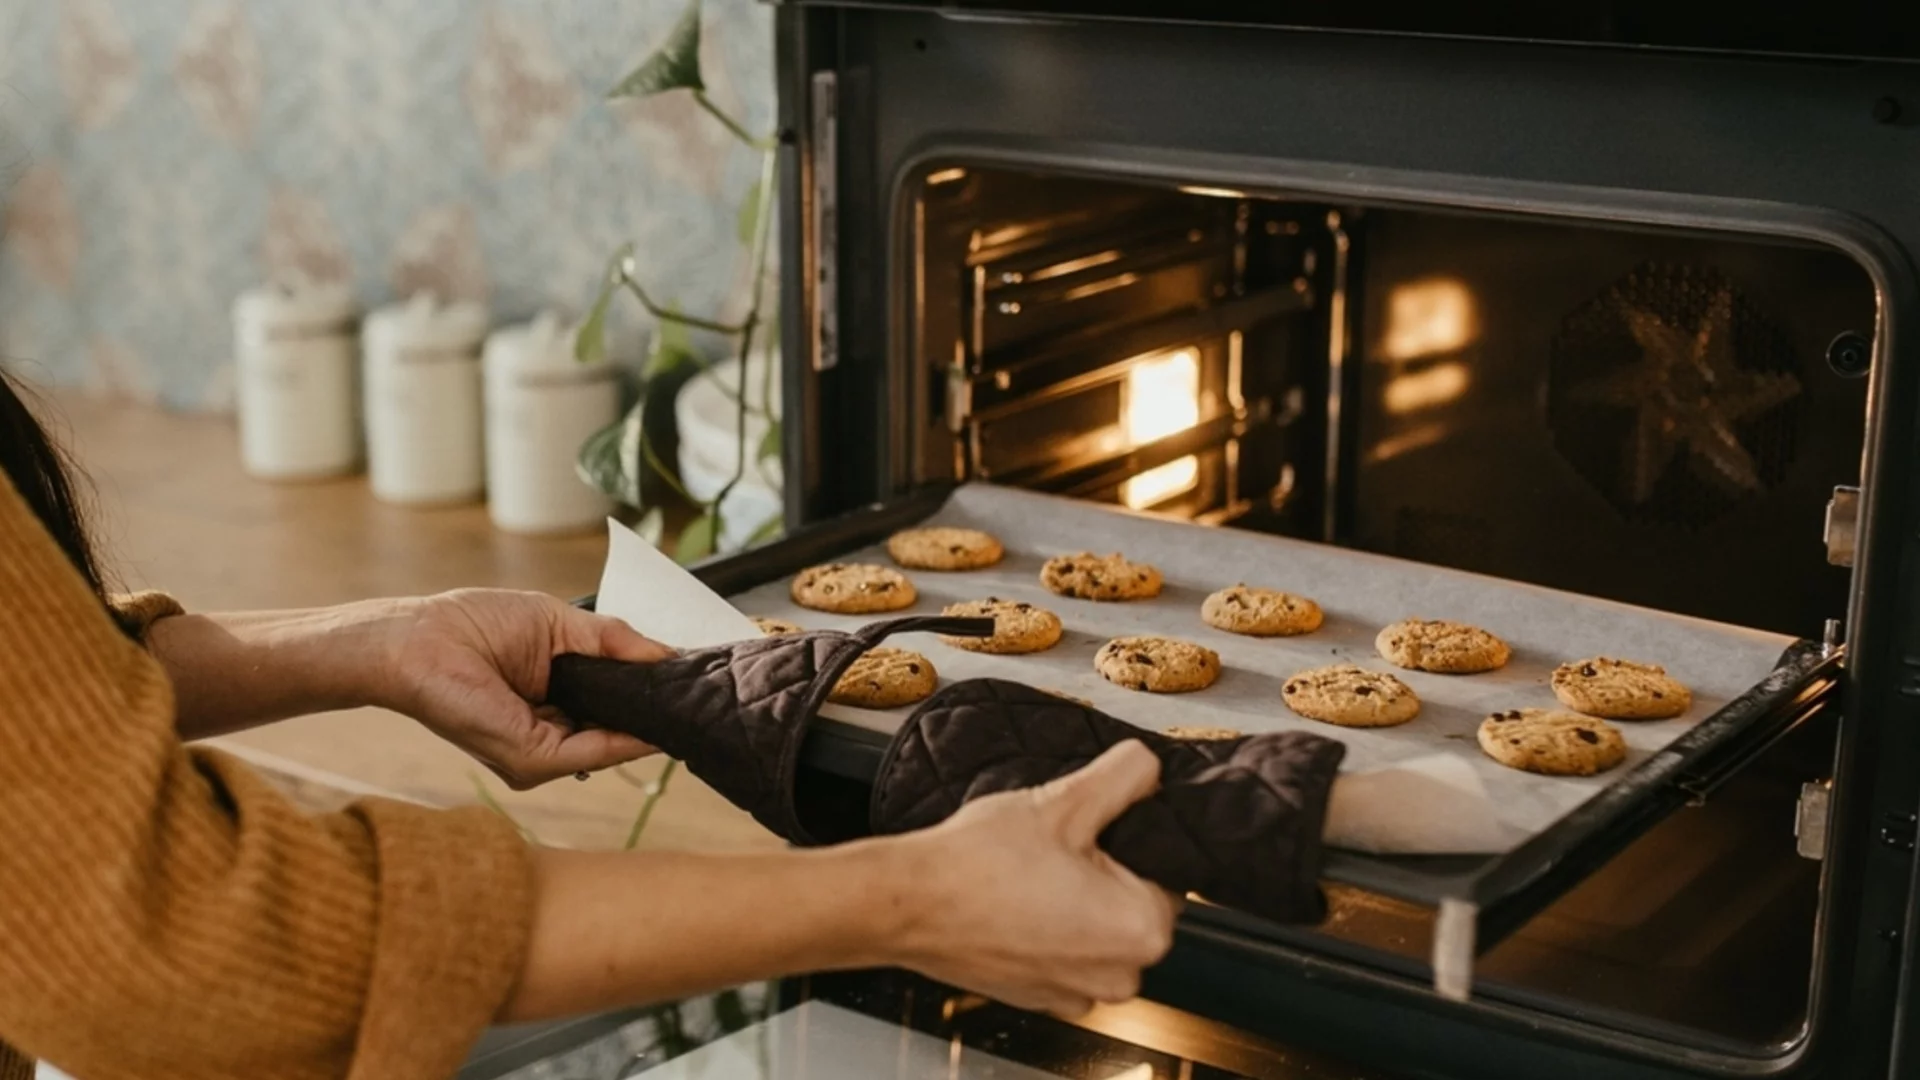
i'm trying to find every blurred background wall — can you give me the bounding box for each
[0,0,773,410]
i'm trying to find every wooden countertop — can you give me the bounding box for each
[49,391,778,853]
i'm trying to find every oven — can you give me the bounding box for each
[511,6,1920,1079]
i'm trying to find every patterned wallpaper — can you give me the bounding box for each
[0,0,774,411]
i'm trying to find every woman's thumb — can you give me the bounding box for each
[1043,740,1162,846]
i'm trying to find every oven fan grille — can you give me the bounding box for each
[1547,263,1804,530]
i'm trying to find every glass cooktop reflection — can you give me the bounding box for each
[462,970,1367,1080]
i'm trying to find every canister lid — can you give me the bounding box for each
[233,280,357,336]
[364,292,491,356]
[483,310,603,376]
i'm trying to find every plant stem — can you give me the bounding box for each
[623,759,679,850]
[693,89,776,149]
[712,144,780,517]
[468,772,539,845]
[619,276,749,336]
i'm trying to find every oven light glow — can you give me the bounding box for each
[1383,360,1471,414]
[1381,277,1478,361]
[1178,184,1247,199]
[1121,347,1202,509]
[925,167,968,186]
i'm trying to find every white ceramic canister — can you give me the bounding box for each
[232,282,359,480]
[482,312,618,534]
[363,294,491,505]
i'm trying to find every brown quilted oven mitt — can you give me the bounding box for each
[547,616,1346,923]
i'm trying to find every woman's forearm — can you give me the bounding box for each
[145,602,409,738]
[503,840,917,1022]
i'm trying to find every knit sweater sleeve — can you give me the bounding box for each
[0,471,535,1080]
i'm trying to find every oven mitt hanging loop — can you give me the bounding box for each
[547,618,1346,923]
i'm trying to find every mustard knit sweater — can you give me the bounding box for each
[0,469,536,1079]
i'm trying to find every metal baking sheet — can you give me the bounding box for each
[725,483,1797,856]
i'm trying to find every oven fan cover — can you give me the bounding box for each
[1547,263,1805,529]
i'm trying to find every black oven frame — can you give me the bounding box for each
[737,7,1920,1077]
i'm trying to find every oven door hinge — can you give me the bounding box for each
[1825,485,1859,567]
[809,70,838,373]
[1796,779,1832,860]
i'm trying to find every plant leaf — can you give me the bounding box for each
[575,275,616,365]
[736,178,762,246]
[576,413,639,507]
[714,989,751,1035]
[675,510,718,564]
[746,511,784,547]
[635,506,666,547]
[645,338,701,381]
[655,305,693,357]
[756,418,781,463]
[610,0,704,98]
[638,429,692,500]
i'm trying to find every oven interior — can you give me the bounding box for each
[902,164,1875,1055]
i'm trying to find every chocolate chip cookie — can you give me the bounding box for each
[828,647,939,708]
[1280,663,1421,727]
[790,563,917,614]
[937,597,1063,654]
[886,526,1005,571]
[1041,552,1164,601]
[1201,585,1324,637]
[1477,708,1627,776]
[1094,635,1220,693]
[753,616,803,636]
[1551,657,1692,720]
[1375,618,1511,674]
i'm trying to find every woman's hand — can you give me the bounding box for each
[505,740,1179,1024]
[888,740,1181,1017]
[381,588,674,789]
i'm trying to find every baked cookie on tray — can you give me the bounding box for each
[1477,708,1627,776]
[1201,585,1324,637]
[829,647,938,708]
[1041,552,1164,601]
[937,598,1063,654]
[1376,618,1511,674]
[1095,635,1220,693]
[886,526,1005,571]
[1281,663,1421,728]
[790,563,917,614]
[753,616,803,636]
[1551,657,1692,720]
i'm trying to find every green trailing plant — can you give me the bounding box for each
[575,0,783,566]
[465,0,785,907]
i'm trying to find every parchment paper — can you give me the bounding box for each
[706,485,1796,856]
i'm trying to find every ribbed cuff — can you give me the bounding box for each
[344,801,535,1080]
[108,590,185,641]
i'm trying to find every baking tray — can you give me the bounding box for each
[592,483,1840,993]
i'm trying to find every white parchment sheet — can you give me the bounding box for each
[597,484,1794,856]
